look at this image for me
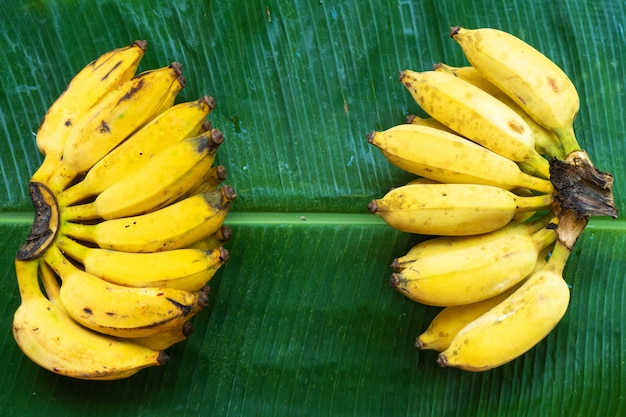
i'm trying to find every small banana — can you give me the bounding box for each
[390,225,557,306]
[437,240,571,371]
[128,320,195,351]
[62,130,224,220]
[57,96,215,207]
[32,41,146,186]
[46,63,184,192]
[60,186,236,252]
[450,26,581,154]
[391,212,555,272]
[56,234,228,291]
[368,123,553,193]
[368,183,553,236]
[433,63,565,159]
[13,258,167,380]
[43,245,209,338]
[399,69,551,178]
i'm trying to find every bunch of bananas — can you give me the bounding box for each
[368,26,617,371]
[13,41,235,380]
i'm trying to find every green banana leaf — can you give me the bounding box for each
[1,0,624,415]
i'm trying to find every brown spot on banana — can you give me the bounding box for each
[16,182,60,260]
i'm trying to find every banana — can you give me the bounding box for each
[13,258,167,380]
[128,320,195,351]
[56,234,228,291]
[390,225,557,306]
[399,69,551,178]
[391,212,556,272]
[416,244,552,352]
[61,130,224,221]
[406,114,456,134]
[437,240,571,371]
[57,96,215,207]
[187,225,233,251]
[368,183,553,236]
[368,123,553,193]
[43,245,209,338]
[433,63,566,159]
[32,41,146,185]
[450,26,581,154]
[60,186,236,253]
[180,164,228,199]
[16,182,60,261]
[46,63,184,193]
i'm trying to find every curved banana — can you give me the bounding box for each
[368,123,553,193]
[56,234,228,291]
[57,96,215,207]
[437,240,571,371]
[416,245,552,352]
[433,63,565,159]
[391,212,555,272]
[368,183,553,236]
[62,130,224,220]
[60,186,236,252]
[43,245,209,338]
[47,63,184,192]
[390,225,557,306]
[32,41,146,185]
[16,182,60,261]
[128,320,194,351]
[450,26,581,154]
[13,258,167,380]
[399,69,550,178]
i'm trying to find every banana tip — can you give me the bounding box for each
[436,353,448,368]
[219,246,230,262]
[157,351,170,365]
[390,258,401,272]
[366,131,376,144]
[132,40,148,51]
[204,95,217,110]
[449,25,461,38]
[415,337,425,350]
[389,273,402,288]
[367,200,379,214]
[398,70,407,82]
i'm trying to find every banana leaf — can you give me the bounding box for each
[1,0,624,416]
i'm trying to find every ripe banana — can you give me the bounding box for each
[390,225,556,306]
[57,96,215,207]
[416,244,552,352]
[437,240,571,371]
[32,41,146,186]
[368,123,553,193]
[368,183,553,236]
[46,63,184,192]
[399,69,551,178]
[56,234,228,291]
[62,130,224,221]
[391,212,555,272]
[13,258,167,380]
[433,63,565,159]
[43,245,209,338]
[60,186,236,252]
[450,26,581,154]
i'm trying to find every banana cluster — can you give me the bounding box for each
[13,41,235,380]
[368,26,616,371]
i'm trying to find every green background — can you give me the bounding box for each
[1,0,625,415]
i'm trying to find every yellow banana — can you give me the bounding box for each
[433,63,565,159]
[437,240,571,371]
[179,164,228,199]
[416,244,552,352]
[399,69,550,178]
[450,26,581,154]
[62,130,224,220]
[56,234,228,291]
[32,41,146,185]
[46,63,184,192]
[390,225,556,306]
[368,183,553,236]
[188,225,233,251]
[43,245,209,338]
[57,96,215,207]
[127,320,194,351]
[406,114,456,134]
[391,212,555,272]
[60,186,236,252]
[368,123,553,193]
[13,258,167,380]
